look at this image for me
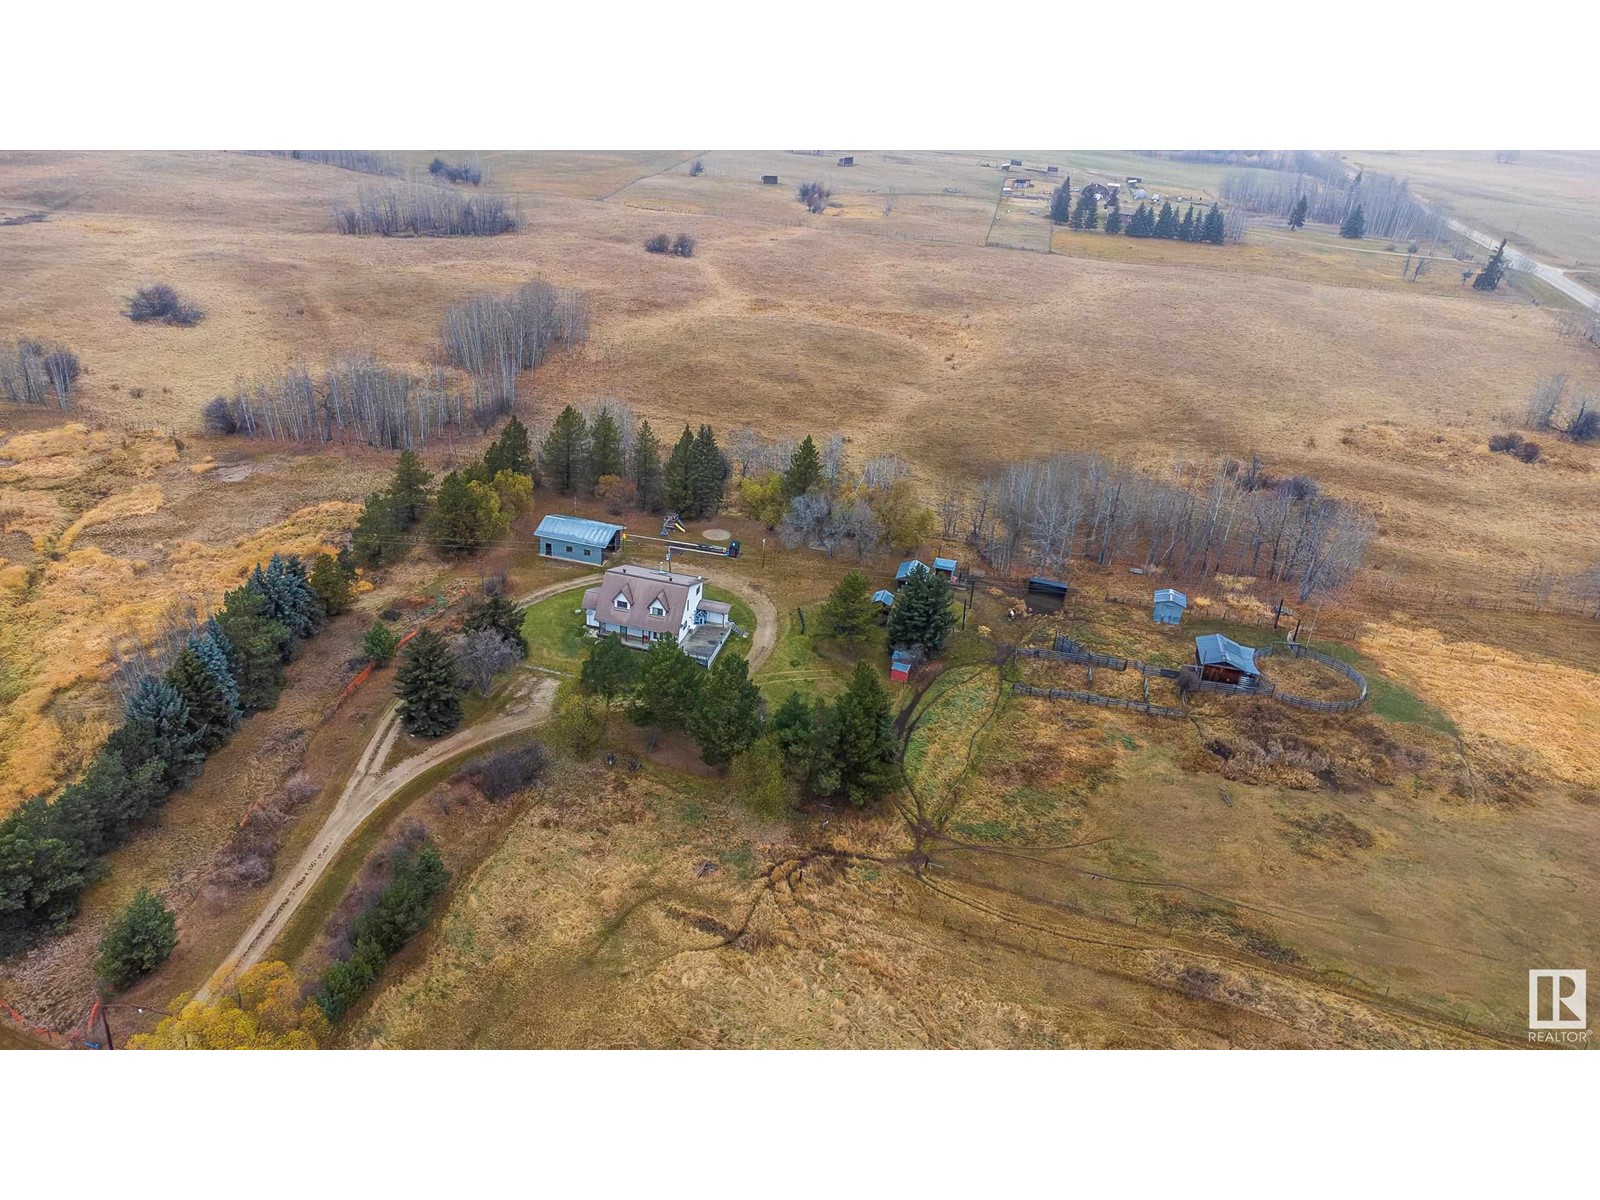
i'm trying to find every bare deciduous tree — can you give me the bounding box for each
[452,629,519,696]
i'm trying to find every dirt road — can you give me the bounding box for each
[200,566,777,999]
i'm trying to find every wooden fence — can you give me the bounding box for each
[1251,642,1369,713]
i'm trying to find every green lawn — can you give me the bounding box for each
[1302,641,1458,735]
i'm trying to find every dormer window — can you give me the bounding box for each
[649,600,666,617]
[614,596,630,611]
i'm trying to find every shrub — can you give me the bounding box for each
[126,284,204,326]
[644,233,671,253]
[797,181,831,213]
[688,159,704,177]
[1488,431,1524,453]
[672,233,696,258]
[1569,406,1600,444]
[201,396,238,435]
[470,742,550,802]
[427,158,483,186]
[1515,440,1542,463]
[95,888,177,992]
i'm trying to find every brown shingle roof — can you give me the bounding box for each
[585,565,704,635]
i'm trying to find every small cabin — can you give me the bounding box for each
[895,559,926,586]
[932,556,958,580]
[1046,164,1059,174]
[761,175,779,185]
[1195,634,1260,686]
[890,648,917,683]
[1152,588,1188,625]
[837,156,854,167]
[535,515,625,564]
[871,589,896,608]
[1008,158,1023,167]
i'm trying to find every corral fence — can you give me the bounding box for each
[1014,637,1367,717]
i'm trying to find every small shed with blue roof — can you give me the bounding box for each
[1152,588,1188,625]
[895,559,926,585]
[535,515,625,564]
[872,589,896,608]
[932,556,958,580]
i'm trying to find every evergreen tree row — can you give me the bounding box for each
[570,636,900,810]
[540,404,729,519]
[1124,200,1227,244]
[0,553,350,958]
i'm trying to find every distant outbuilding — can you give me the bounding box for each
[895,559,926,585]
[872,589,896,608]
[837,156,854,167]
[932,556,958,580]
[1152,588,1188,625]
[761,175,779,185]
[1195,634,1260,685]
[534,515,625,564]
[890,648,917,683]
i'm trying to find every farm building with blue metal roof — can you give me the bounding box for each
[932,556,958,578]
[872,589,896,607]
[895,559,926,584]
[1152,589,1188,624]
[535,515,625,564]
[1194,634,1260,685]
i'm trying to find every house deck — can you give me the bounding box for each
[681,623,733,667]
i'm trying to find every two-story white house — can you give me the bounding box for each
[582,564,734,666]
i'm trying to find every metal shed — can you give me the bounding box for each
[1195,634,1259,685]
[872,589,896,607]
[1152,588,1188,625]
[890,648,917,683]
[932,556,958,579]
[535,515,625,564]
[895,559,926,585]
[761,175,779,185]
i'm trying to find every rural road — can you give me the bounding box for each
[200,564,778,999]
[1446,217,1600,310]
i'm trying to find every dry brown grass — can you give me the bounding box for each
[4,150,1596,601]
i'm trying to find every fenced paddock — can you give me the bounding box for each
[1014,637,1367,719]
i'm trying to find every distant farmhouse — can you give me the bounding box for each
[1080,182,1120,205]
[583,564,734,666]
[535,515,625,564]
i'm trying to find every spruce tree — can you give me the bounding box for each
[122,676,204,790]
[586,408,625,487]
[1069,192,1088,230]
[1127,203,1152,237]
[886,564,957,656]
[95,888,177,992]
[538,405,590,493]
[1155,200,1178,239]
[1082,192,1099,231]
[1203,203,1226,245]
[1473,237,1509,291]
[389,450,433,527]
[632,420,665,512]
[768,691,818,767]
[189,621,241,719]
[687,654,764,767]
[663,426,696,515]
[818,570,878,640]
[351,491,400,567]
[1104,207,1124,235]
[0,798,93,952]
[308,552,354,616]
[1178,205,1195,242]
[1288,195,1308,230]
[783,435,823,498]
[166,645,236,753]
[688,424,726,518]
[483,415,533,479]
[215,582,288,710]
[629,640,704,730]
[265,553,324,638]
[1339,204,1366,239]
[826,662,899,807]
[394,628,463,737]
[1048,182,1073,225]
[363,621,400,665]
[463,593,527,657]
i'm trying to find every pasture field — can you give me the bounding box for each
[3,149,1599,1049]
[1349,149,1600,269]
